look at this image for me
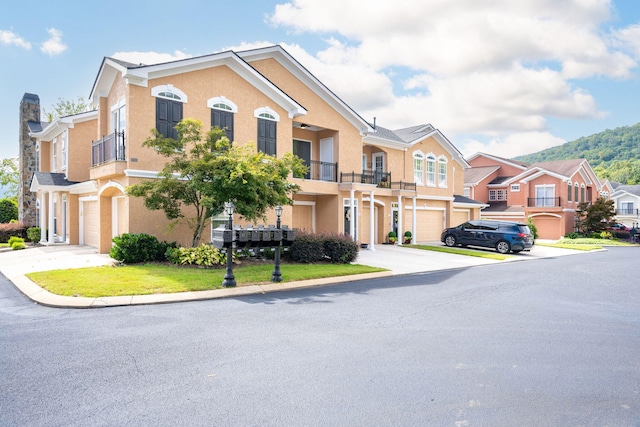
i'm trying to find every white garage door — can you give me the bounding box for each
[81,200,99,248]
[416,209,445,241]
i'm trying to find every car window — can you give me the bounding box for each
[460,222,477,230]
[517,225,531,234]
[482,222,499,230]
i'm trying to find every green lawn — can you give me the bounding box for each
[403,244,511,260]
[26,262,386,298]
[538,238,635,251]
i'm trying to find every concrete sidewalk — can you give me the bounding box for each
[0,242,585,308]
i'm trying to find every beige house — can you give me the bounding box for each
[24,45,482,254]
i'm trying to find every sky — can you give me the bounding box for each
[2,0,640,163]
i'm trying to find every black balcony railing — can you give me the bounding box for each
[527,197,561,207]
[617,208,639,216]
[340,170,392,185]
[294,160,338,182]
[92,131,125,166]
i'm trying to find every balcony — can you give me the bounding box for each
[294,160,338,182]
[92,131,125,167]
[339,171,416,191]
[616,208,639,216]
[527,197,561,207]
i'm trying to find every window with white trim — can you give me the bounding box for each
[580,184,585,203]
[208,97,237,142]
[413,152,424,185]
[255,107,278,155]
[438,156,447,187]
[61,130,67,171]
[574,182,579,202]
[510,184,520,192]
[152,84,186,139]
[426,154,436,186]
[52,136,57,172]
[464,187,470,198]
[568,181,572,202]
[535,184,556,207]
[621,201,634,215]
[489,189,507,201]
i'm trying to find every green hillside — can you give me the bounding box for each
[514,123,640,184]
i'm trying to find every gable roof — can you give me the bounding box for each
[363,123,470,168]
[464,166,500,185]
[611,184,640,198]
[30,172,96,194]
[505,158,601,187]
[29,110,98,140]
[90,47,307,120]
[466,152,529,170]
[237,45,373,135]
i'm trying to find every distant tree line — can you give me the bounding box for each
[515,123,640,184]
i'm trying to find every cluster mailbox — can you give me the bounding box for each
[212,225,295,250]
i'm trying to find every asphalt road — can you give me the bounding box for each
[1,247,639,426]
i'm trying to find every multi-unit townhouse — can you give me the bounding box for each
[464,153,614,239]
[21,45,483,254]
[610,184,640,228]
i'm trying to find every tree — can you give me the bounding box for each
[127,119,306,247]
[43,96,96,122]
[576,197,616,234]
[0,157,19,201]
[0,198,18,223]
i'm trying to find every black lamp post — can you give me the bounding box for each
[271,205,283,282]
[222,201,236,287]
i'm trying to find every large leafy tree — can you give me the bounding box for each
[576,197,616,234]
[43,96,96,122]
[127,119,306,247]
[0,157,19,201]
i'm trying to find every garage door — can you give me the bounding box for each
[416,209,445,241]
[451,210,469,227]
[81,200,99,248]
[292,204,313,232]
[531,215,561,240]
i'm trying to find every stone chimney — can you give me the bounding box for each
[18,93,39,226]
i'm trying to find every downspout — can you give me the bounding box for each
[350,188,356,240]
[369,190,375,251]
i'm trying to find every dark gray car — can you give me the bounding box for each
[440,219,534,254]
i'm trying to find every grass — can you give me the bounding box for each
[26,262,386,298]
[538,237,635,251]
[403,244,511,260]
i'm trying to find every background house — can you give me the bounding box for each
[610,185,640,228]
[20,45,482,253]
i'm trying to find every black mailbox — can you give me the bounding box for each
[282,226,295,246]
[250,228,262,246]
[212,225,233,249]
[237,228,251,247]
[262,227,273,244]
[272,228,283,243]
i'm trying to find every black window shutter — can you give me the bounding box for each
[212,110,234,142]
[156,98,183,139]
[257,118,276,155]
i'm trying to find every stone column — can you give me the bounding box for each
[18,93,40,226]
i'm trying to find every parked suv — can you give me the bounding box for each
[441,220,534,254]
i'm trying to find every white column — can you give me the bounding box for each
[369,190,375,251]
[39,192,47,244]
[48,191,55,244]
[397,194,403,245]
[412,196,417,244]
[349,188,356,240]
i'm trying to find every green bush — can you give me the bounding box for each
[166,244,227,267]
[0,221,28,243]
[589,232,602,239]
[322,233,358,263]
[611,230,631,240]
[564,232,583,239]
[289,231,325,263]
[26,227,41,242]
[110,233,173,264]
[527,217,539,240]
[11,239,26,250]
[0,199,18,223]
[7,236,23,247]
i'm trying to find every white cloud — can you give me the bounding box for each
[111,50,192,65]
[459,132,566,158]
[0,29,31,49]
[40,28,67,56]
[265,0,634,156]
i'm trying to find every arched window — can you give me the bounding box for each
[581,184,585,203]
[438,156,448,187]
[426,154,436,186]
[413,151,424,185]
[254,107,279,155]
[574,182,579,202]
[152,84,186,139]
[568,181,572,202]
[208,97,237,142]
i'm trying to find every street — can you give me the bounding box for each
[1,247,639,426]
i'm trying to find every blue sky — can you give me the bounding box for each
[2,0,640,162]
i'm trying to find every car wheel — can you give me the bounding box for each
[496,240,511,254]
[444,234,457,247]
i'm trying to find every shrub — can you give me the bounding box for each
[589,232,602,239]
[322,233,358,263]
[0,199,18,223]
[26,227,41,242]
[11,239,26,250]
[7,236,23,247]
[564,232,582,239]
[289,231,325,263]
[0,221,28,243]
[527,217,539,240]
[611,230,631,240]
[110,233,171,264]
[600,231,613,239]
[403,230,412,243]
[166,244,227,267]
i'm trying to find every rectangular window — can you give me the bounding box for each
[257,118,277,155]
[61,130,67,170]
[574,185,579,202]
[212,109,234,142]
[580,186,585,202]
[414,157,424,184]
[568,183,572,202]
[52,137,57,172]
[510,184,520,192]
[489,189,507,201]
[464,187,470,198]
[535,185,555,207]
[438,160,447,187]
[621,202,634,215]
[426,159,436,186]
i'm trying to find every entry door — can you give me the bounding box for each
[293,139,311,179]
[372,153,384,183]
[320,137,333,181]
